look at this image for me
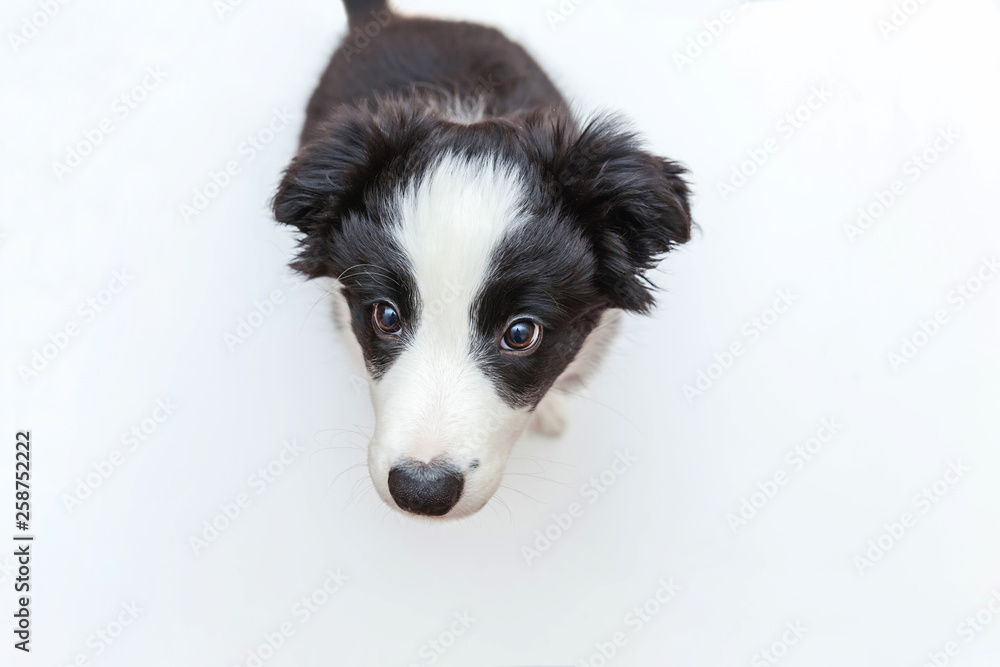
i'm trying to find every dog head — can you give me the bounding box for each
[273,101,691,518]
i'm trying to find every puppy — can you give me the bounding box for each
[273,0,692,519]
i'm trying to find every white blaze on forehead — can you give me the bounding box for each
[369,153,531,467]
[394,152,528,345]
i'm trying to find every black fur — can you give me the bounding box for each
[301,12,568,146]
[273,3,693,402]
[342,0,390,27]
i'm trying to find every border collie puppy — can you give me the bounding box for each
[274,0,692,519]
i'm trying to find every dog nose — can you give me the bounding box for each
[387,459,464,516]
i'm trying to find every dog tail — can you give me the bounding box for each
[343,0,392,27]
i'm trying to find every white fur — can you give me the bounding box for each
[414,84,488,124]
[528,309,621,436]
[367,153,534,518]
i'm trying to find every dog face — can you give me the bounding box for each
[274,103,691,518]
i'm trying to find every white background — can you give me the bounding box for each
[3,0,1000,665]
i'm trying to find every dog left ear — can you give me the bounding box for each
[554,118,692,312]
[272,103,431,277]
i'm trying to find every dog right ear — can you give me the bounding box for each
[536,114,693,312]
[272,104,430,277]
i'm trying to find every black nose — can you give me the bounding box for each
[387,460,464,516]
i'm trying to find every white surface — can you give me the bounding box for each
[3,0,1000,665]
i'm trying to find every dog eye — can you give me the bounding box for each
[501,319,542,353]
[373,302,401,335]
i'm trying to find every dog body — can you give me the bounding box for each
[274,0,692,519]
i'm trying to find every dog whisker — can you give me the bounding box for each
[300,282,341,332]
[345,475,376,511]
[489,493,514,527]
[502,471,570,487]
[497,483,544,505]
[549,386,645,437]
[508,455,578,468]
[323,462,368,499]
[484,499,502,524]
[310,444,367,456]
[313,426,372,447]
[337,263,400,287]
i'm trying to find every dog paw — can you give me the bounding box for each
[530,392,567,437]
